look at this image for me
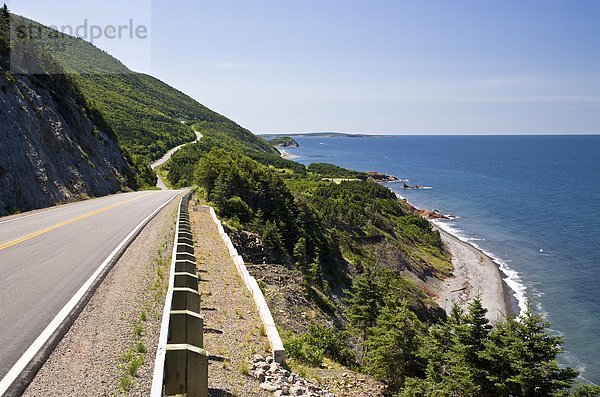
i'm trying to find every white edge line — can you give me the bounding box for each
[0,191,180,396]
[151,193,186,396]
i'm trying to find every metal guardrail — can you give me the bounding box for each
[151,192,208,397]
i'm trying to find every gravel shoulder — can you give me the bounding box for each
[22,195,180,396]
[190,203,270,397]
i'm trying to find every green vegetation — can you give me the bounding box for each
[117,309,148,393]
[0,5,9,50]
[6,9,596,396]
[307,163,366,179]
[395,300,598,397]
[169,134,596,395]
[165,122,291,187]
[268,136,299,147]
[364,303,424,391]
[284,324,355,367]
[8,14,277,188]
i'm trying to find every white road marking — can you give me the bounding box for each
[0,191,179,396]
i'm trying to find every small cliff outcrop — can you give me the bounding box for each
[268,136,300,148]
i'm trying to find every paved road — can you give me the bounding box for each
[151,130,202,190]
[0,190,181,390]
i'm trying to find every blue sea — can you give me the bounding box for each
[285,135,600,384]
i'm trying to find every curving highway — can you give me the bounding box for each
[0,190,181,395]
[151,130,202,190]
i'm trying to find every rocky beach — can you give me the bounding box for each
[389,185,514,322]
[433,225,513,323]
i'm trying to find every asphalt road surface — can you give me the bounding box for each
[0,190,180,391]
[151,130,202,190]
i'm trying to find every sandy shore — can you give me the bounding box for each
[433,225,514,324]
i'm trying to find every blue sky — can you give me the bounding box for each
[10,0,600,134]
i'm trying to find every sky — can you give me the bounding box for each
[9,0,600,134]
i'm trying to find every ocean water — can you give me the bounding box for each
[286,135,600,383]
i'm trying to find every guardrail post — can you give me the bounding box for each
[168,310,204,348]
[175,259,197,274]
[172,287,200,312]
[165,344,208,397]
[174,272,199,290]
[176,252,196,262]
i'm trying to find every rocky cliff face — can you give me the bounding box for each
[0,68,133,215]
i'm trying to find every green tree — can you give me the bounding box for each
[480,303,578,397]
[567,384,600,397]
[364,303,424,391]
[408,304,480,397]
[345,266,384,346]
[455,299,493,394]
[262,220,285,261]
[293,236,308,268]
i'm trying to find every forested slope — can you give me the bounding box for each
[11,14,276,187]
[164,125,599,397]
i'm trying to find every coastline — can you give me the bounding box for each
[432,224,514,323]
[276,145,515,323]
[390,187,515,323]
[276,147,300,160]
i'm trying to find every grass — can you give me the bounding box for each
[133,323,144,338]
[156,165,174,189]
[285,358,321,383]
[116,215,176,393]
[119,374,134,391]
[135,340,147,354]
[239,359,250,375]
[128,356,144,377]
[117,310,148,393]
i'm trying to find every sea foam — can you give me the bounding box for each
[431,218,528,315]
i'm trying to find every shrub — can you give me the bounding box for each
[284,324,355,367]
[284,336,325,367]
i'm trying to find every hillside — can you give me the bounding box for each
[1,11,279,214]
[268,136,300,148]
[0,10,133,215]
[3,8,597,396]
[11,14,276,187]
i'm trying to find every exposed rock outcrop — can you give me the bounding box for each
[0,68,133,215]
[365,171,399,182]
[224,226,268,264]
[401,199,450,219]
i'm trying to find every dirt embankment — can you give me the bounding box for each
[190,203,271,396]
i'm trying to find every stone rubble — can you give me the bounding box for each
[250,355,336,397]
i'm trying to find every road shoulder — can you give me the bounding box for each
[22,197,179,396]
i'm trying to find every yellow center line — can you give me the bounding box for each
[0,193,152,252]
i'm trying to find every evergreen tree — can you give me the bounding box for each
[345,266,384,346]
[480,302,578,397]
[293,236,308,268]
[567,384,600,397]
[410,304,480,397]
[262,220,285,261]
[364,303,424,391]
[454,298,493,394]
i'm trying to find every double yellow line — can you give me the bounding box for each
[0,193,151,252]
